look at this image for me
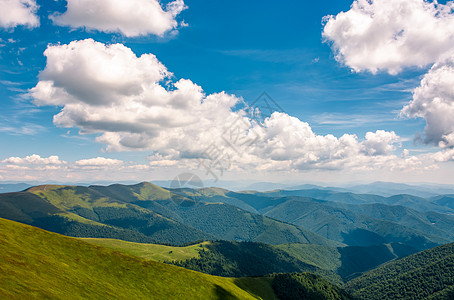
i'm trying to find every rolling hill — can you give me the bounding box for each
[331,202,454,241]
[3,181,453,299]
[0,183,338,247]
[2,182,452,251]
[170,240,342,284]
[346,242,454,299]
[0,187,214,245]
[149,200,341,246]
[263,199,445,250]
[0,217,270,299]
[83,237,417,284]
[0,217,353,300]
[432,195,454,210]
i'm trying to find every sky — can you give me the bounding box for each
[0,0,453,185]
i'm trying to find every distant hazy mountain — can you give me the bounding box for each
[0,183,31,193]
[240,189,454,214]
[242,182,291,191]
[345,181,454,198]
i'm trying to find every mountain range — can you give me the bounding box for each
[1,181,454,299]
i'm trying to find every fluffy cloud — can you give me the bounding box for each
[323,0,454,74]
[362,130,399,155]
[0,155,155,182]
[250,113,401,171]
[51,0,186,37]
[0,0,39,29]
[324,0,454,151]
[402,53,454,147]
[29,39,445,174]
[75,157,124,167]
[431,148,454,162]
[2,154,64,165]
[29,39,244,156]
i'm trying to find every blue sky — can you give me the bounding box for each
[0,0,453,185]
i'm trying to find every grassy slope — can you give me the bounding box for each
[82,237,414,285]
[81,238,209,262]
[0,217,275,300]
[82,238,341,284]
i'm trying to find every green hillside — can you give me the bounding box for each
[276,242,416,280]
[91,184,339,246]
[0,217,272,299]
[0,217,354,300]
[346,242,454,299]
[264,199,445,250]
[89,182,173,203]
[173,241,415,283]
[81,238,209,262]
[272,273,352,300]
[154,201,341,246]
[333,203,454,241]
[182,189,454,250]
[83,236,416,284]
[171,240,342,284]
[0,187,214,245]
[244,189,384,205]
[3,183,450,251]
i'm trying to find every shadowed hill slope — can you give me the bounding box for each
[346,242,454,300]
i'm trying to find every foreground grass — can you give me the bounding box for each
[80,238,209,262]
[0,217,274,299]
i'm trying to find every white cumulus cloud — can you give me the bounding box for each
[29,39,445,174]
[0,0,39,29]
[2,154,64,165]
[51,0,186,37]
[324,0,454,151]
[402,53,454,147]
[74,157,124,167]
[323,0,454,74]
[362,130,399,155]
[29,39,245,157]
[431,148,454,162]
[0,155,154,182]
